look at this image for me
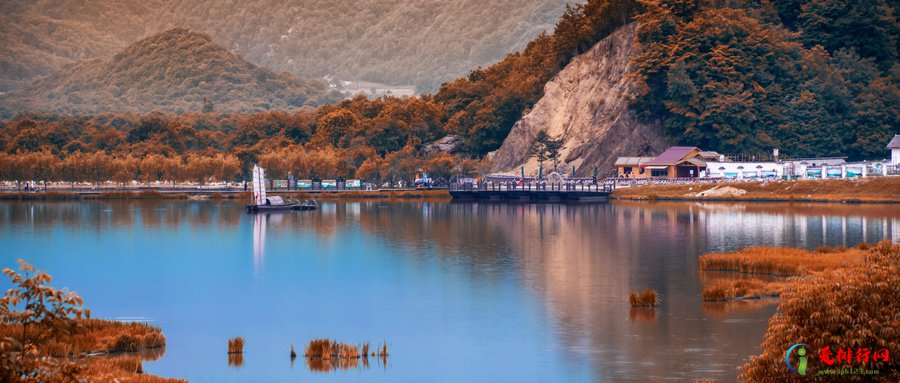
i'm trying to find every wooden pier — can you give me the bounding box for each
[449,181,614,203]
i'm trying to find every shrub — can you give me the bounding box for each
[740,241,900,382]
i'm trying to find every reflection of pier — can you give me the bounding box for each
[449,182,614,202]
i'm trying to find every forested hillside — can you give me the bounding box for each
[0,0,897,186]
[0,0,573,93]
[631,0,898,159]
[0,28,340,117]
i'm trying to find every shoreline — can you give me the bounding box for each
[610,177,900,204]
[3,177,899,204]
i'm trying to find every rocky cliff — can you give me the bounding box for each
[491,23,669,177]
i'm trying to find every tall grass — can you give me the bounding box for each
[303,338,386,372]
[227,336,244,354]
[698,246,865,277]
[0,318,166,357]
[700,279,793,301]
[628,288,659,308]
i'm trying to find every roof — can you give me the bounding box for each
[644,146,699,166]
[889,135,900,149]
[614,157,655,166]
[679,158,707,167]
[697,151,721,160]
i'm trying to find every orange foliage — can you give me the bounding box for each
[740,242,900,382]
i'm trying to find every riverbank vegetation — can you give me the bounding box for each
[612,178,900,203]
[698,244,868,301]
[739,241,900,381]
[0,260,181,382]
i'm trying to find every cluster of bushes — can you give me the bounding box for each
[741,241,900,381]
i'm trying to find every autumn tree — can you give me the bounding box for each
[311,109,356,148]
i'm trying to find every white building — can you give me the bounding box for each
[889,135,900,166]
[705,161,783,179]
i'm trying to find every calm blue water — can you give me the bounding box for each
[1,200,898,382]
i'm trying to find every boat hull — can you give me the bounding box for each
[246,204,296,213]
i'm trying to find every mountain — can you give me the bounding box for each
[0,0,574,93]
[492,23,669,176]
[0,28,338,117]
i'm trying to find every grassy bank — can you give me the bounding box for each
[1,260,182,382]
[612,177,900,203]
[698,244,868,301]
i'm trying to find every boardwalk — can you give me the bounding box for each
[449,181,614,202]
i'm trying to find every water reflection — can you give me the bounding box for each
[253,213,266,277]
[1,200,898,383]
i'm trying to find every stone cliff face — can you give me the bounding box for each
[492,23,670,177]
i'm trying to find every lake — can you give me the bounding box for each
[1,200,898,382]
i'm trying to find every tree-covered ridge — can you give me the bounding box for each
[631,0,899,159]
[1,0,897,187]
[0,28,342,117]
[0,0,574,93]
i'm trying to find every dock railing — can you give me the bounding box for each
[450,180,615,193]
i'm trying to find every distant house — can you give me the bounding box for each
[889,135,900,165]
[639,146,707,178]
[614,157,654,178]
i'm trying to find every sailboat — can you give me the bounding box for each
[245,164,318,213]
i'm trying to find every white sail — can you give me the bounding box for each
[252,164,266,205]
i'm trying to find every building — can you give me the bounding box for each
[613,157,654,178]
[705,162,783,179]
[639,146,708,178]
[889,135,900,166]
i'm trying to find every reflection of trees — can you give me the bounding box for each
[0,200,244,231]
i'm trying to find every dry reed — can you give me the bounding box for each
[227,336,244,354]
[303,338,385,372]
[698,246,865,277]
[0,318,166,357]
[700,279,794,301]
[628,288,659,308]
